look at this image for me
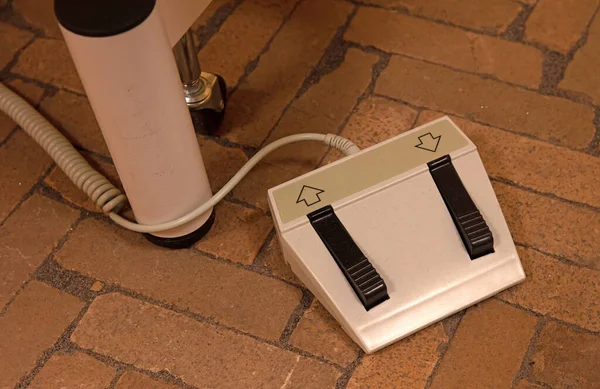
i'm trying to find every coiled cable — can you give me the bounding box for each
[0,82,360,233]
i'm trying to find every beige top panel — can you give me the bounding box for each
[272,118,471,224]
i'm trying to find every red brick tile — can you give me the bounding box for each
[29,351,115,389]
[197,136,247,193]
[39,90,108,156]
[346,7,542,88]
[417,111,600,209]
[115,371,178,389]
[560,14,600,104]
[0,194,79,308]
[56,218,302,340]
[44,153,120,212]
[525,0,598,53]
[199,0,299,87]
[429,300,537,389]
[0,281,84,388]
[286,358,341,388]
[13,0,61,39]
[531,321,600,388]
[360,0,521,33]
[260,237,301,284]
[322,96,418,165]
[499,247,600,332]
[376,55,595,149]
[220,0,353,146]
[195,201,273,264]
[13,38,84,94]
[71,293,330,388]
[0,22,33,70]
[290,301,360,366]
[494,182,600,270]
[0,130,53,221]
[232,48,378,210]
[0,78,45,142]
[348,323,448,389]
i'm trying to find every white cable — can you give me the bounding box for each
[0,82,360,233]
[0,82,127,214]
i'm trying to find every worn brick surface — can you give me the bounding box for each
[13,38,83,94]
[417,111,600,209]
[516,381,544,389]
[72,293,330,388]
[290,300,360,366]
[0,78,45,142]
[429,300,537,389]
[45,153,120,212]
[195,201,273,264]
[347,7,542,88]
[494,182,600,270]
[285,358,340,388]
[322,96,418,165]
[500,247,600,331]
[525,0,598,53]
[361,0,522,33]
[199,0,298,87]
[13,0,61,38]
[220,0,352,146]
[191,0,232,32]
[376,55,595,149]
[531,322,600,388]
[0,194,79,308]
[348,323,448,388]
[39,90,108,155]
[29,351,115,389]
[56,218,301,340]
[560,14,600,104]
[115,371,178,389]
[0,23,32,71]
[260,237,300,284]
[0,130,53,221]
[232,48,378,210]
[0,281,84,388]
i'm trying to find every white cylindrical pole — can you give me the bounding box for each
[55,0,214,247]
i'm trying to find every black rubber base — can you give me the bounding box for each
[190,75,227,135]
[143,209,215,249]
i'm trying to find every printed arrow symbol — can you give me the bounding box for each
[296,185,325,206]
[415,132,441,152]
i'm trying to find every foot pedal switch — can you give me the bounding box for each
[428,155,494,259]
[308,205,389,310]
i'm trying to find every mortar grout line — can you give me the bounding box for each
[423,310,467,389]
[513,240,600,273]
[0,29,37,75]
[68,343,201,389]
[510,317,547,388]
[100,285,346,371]
[501,2,534,42]
[15,299,93,389]
[371,91,600,158]
[0,162,56,228]
[226,0,306,95]
[495,298,600,336]
[489,176,600,213]
[257,3,359,149]
[335,350,365,389]
[278,289,314,344]
[194,0,245,51]
[107,368,125,389]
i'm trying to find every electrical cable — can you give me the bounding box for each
[0,82,360,233]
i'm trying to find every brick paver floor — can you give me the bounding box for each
[1,0,599,388]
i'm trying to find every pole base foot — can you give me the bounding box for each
[143,209,216,249]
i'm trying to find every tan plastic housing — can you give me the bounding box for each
[59,4,213,238]
[268,117,525,353]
